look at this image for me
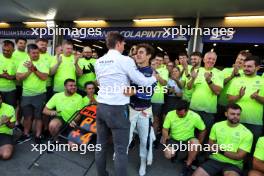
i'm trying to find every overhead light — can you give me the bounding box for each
[92,44,103,49]
[133,18,173,22]
[72,39,82,43]
[74,20,106,23]
[254,44,259,47]
[23,21,46,27]
[157,46,163,51]
[0,22,10,28]
[210,49,214,52]
[225,16,264,20]
[74,44,84,48]
[213,43,217,46]
[46,20,55,28]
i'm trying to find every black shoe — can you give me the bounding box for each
[180,164,192,176]
[16,134,32,144]
[43,130,51,140]
[35,136,43,144]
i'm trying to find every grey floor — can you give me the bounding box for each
[0,139,183,176]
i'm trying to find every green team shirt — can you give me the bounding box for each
[40,53,53,87]
[209,121,253,169]
[52,54,76,92]
[163,110,205,141]
[46,92,83,122]
[227,75,264,125]
[151,66,169,104]
[77,58,96,90]
[17,58,49,96]
[0,54,16,92]
[0,103,16,135]
[12,50,28,70]
[181,66,198,102]
[218,68,244,106]
[190,67,223,113]
[82,94,97,107]
[254,137,264,161]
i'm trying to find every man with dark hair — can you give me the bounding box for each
[50,40,80,93]
[219,50,252,107]
[0,40,17,107]
[13,38,28,129]
[95,32,157,176]
[16,44,49,144]
[35,38,54,101]
[151,53,169,140]
[82,81,97,107]
[227,55,264,149]
[43,79,82,137]
[162,99,206,176]
[193,104,253,176]
[181,51,202,102]
[0,92,16,160]
[125,43,156,176]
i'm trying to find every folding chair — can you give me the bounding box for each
[28,104,97,176]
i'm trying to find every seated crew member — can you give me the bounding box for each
[0,92,16,160]
[162,99,206,176]
[193,104,253,176]
[43,79,83,137]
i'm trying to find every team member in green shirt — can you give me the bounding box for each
[187,51,223,130]
[249,137,264,176]
[193,104,253,176]
[151,53,169,137]
[82,81,97,107]
[217,51,251,121]
[50,41,80,93]
[43,79,83,137]
[77,46,97,95]
[227,56,264,149]
[16,44,49,144]
[0,40,17,108]
[0,92,16,160]
[181,51,202,102]
[36,38,54,100]
[13,38,28,129]
[162,99,206,176]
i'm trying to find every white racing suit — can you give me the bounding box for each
[128,106,156,165]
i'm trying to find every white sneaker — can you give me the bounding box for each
[139,159,146,176]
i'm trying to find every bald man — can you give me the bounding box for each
[77,46,97,96]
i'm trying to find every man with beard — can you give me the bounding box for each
[13,38,28,130]
[0,40,17,108]
[181,51,202,102]
[217,51,252,121]
[36,38,54,101]
[193,104,253,176]
[77,46,97,96]
[50,41,79,93]
[16,44,49,144]
[227,56,264,150]
[43,79,83,137]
